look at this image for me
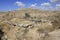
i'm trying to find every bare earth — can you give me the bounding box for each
[0,8,60,40]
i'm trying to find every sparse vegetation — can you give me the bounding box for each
[37,28,44,33]
[0,8,60,40]
[24,13,31,18]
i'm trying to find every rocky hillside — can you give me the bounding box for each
[0,8,60,40]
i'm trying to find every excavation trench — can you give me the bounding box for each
[0,29,4,40]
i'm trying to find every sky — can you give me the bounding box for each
[0,0,60,12]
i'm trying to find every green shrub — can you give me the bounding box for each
[24,13,30,18]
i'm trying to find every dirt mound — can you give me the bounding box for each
[0,8,60,40]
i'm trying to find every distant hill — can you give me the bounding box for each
[0,8,60,40]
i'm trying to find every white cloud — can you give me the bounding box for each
[15,1,25,7]
[50,0,60,2]
[29,3,38,9]
[41,2,51,6]
[55,4,60,10]
[40,2,52,10]
[30,3,37,7]
[56,4,60,7]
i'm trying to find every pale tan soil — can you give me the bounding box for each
[0,8,60,40]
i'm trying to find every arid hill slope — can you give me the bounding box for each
[0,8,60,40]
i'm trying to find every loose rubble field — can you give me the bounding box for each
[0,8,60,40]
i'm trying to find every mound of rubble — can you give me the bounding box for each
[0,9,60,40]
